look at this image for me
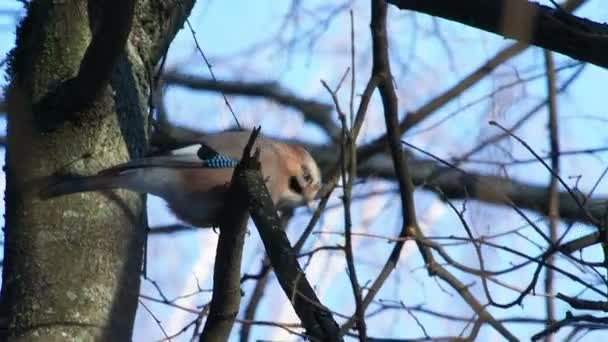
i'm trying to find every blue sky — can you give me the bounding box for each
[2,0,608,341]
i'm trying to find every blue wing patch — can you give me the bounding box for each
[196,143,239,168]
[202,154,239,168]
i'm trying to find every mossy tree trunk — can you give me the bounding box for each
[1,1,194,340]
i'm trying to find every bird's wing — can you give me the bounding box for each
[100,141,240,175]
[197,131,273,157]
[99,155,203,175]
[105,130,276,175]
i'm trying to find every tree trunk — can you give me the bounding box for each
[1,1,194,340]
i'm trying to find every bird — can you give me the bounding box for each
[40,130,323,228]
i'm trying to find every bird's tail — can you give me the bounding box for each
[39,172,132,199]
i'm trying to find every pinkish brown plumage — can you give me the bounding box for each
[41,131,322,227]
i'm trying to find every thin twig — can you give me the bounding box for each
[322,71,367,340]
[489,120,596,225]
[139,299,171,341]
[185,19,241,129]
[543,49,559,339]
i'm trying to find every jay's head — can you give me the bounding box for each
[278,145,322,209]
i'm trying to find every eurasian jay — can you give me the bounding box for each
[41,131,323,228]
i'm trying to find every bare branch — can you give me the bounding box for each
[387,0,608,69]
[238,127,342,341]
[322,72,367,340]
[150,124,608,228]
[489,121,596,225]
[199,130,260,341]
[558,232,601,254]
[544,49,559,336]
[532,312,608,340]
[238,210,293,342]
[359,0,586,162]
[162,72,339,139]
[148,224,200,235]
[557,293,608,312]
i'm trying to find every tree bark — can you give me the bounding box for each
[1,1,194,340]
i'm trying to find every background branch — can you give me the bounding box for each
[162,72,339,139]
[387,0,607,69]
[544,49,559,337]
[151,125,607,229]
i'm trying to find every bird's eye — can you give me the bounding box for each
[301,166,313,184]
[289,176,303,194]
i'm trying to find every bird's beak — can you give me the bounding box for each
[303,186,320,212]
[306,200,318,212]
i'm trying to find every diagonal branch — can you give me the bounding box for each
[239,127,342,341]
[199,130,260,341]
[387,0,608,69]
